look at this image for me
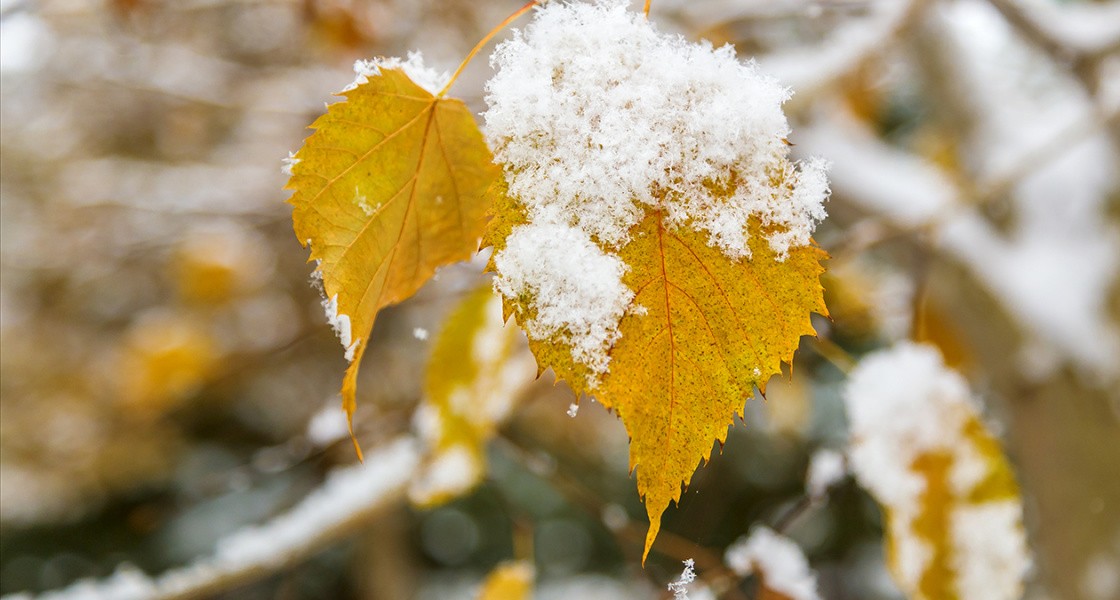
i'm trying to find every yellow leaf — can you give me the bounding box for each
[476,560,534,600]
[607,213,826,561]
[286,68,499,438]
[487,195,827,561]
[410,285,535,507]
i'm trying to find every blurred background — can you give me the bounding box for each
[1,0,1117,598]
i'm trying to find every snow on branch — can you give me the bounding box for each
[759,0,926,110]
[4,438,419,600]
[802,106,1120,382]
[724,526,821,600]
[988,0,1120,58]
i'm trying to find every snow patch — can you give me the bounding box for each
[492,223,633,380]
[725,526,821,600]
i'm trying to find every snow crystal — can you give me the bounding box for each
[484,0,828,258]
[281,151,299,176]
[805,448,846,502]
[667,558,697,600]
[349,51,448,95]
[412,327,429,341]
[724,527,821,600]
[567,402,580,418]
[492,223,634,379]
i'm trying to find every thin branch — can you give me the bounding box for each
[10,438,418,600]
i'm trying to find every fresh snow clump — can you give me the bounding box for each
[485,0,828,257]
[492,223,633,380]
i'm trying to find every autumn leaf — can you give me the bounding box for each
[609,215,825,560]
[286,65,499,441]
[409,284,535,507]
[487,196,826,560]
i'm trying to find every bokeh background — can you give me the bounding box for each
[1,0,1118,598]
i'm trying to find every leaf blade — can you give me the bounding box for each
[287,68,498,426]
[601,212,827,560]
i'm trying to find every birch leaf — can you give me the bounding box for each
[286,68,498,438]
[486,196,827,561]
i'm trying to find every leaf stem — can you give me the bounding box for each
[437,0,538,98]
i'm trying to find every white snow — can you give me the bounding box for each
[280,151,299,176]
[953,501,1032,600]
[805,448,846,502]
[724,526,821,600]
[492,223,634,380]
[485,0,827,258]
[844,343,976,508]
[349,51,448,96]
[321,294,359,362]
[305,404,350,447]
[413,327,429,341]
[408,444,481,505]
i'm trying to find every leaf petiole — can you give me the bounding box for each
[436,0,539,98]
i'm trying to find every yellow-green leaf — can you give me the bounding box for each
[409,285,535,507]
[486,195,827,561]
[286,68,499,439]
[845,343,1029,600]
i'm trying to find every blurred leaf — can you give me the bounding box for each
[117,311,218,414]
[476,560,534,600]
[287,68,499,431]
[409,285,535,507]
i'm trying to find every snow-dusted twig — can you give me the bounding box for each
[760,0,930,112]
[3,438,419,600]
[987,0,1120,59]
